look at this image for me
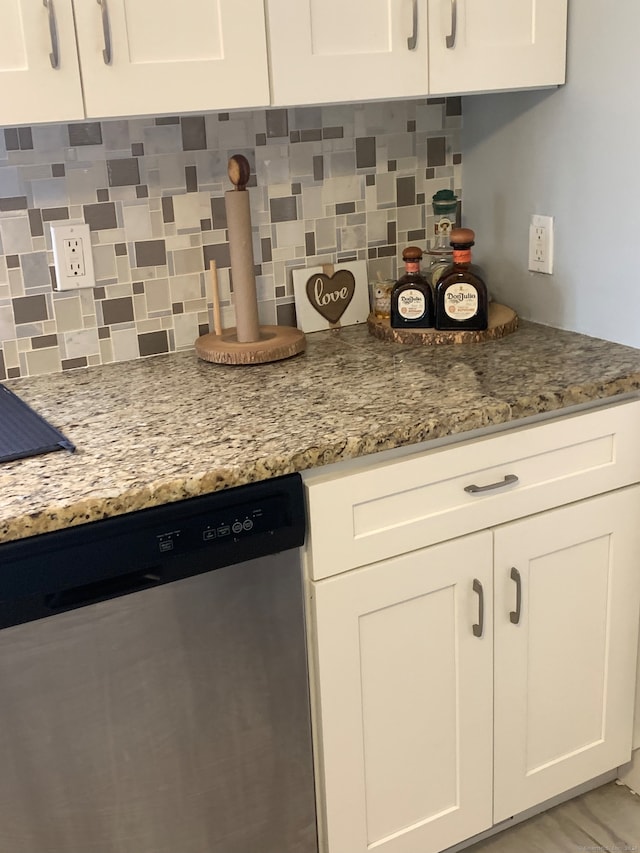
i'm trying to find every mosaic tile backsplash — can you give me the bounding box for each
[0,98,462,379]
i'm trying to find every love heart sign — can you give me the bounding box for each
[293,260,370,333]
[305,270,355,324]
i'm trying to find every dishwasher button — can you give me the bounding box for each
[217,525,231,537]
[202,529,216,541]
[242,519,254,531]
[232,521,243,534]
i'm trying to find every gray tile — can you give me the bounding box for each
[136,185,149,198]
[62,357,88,370]
[132,281,145,295]
[138,330,169,356]
[266,109,289,139]
[276,301,296,327]
[21,252,50,287]
[51,163,65,177]
[210,197,227,229]
[13,294,48,324]
[68,122,103,146]
[41,207,70,222]
[313,156,324,181]
[323,126,344,139]
[131,142,144,156]
[97,189,110,202]
[115,243,128,256]
[102,296,134,325]
[300,129,321,142]
[185,166,197,192]
[161,197,175,223]
[4,129,19,151]
[446,96,462,117]
[397,176,416,207]
[336,202,355,214]
[261,237,272,263]
[356,137,376,168]
[181,116,207,151]
[18,127,33,150]
[28,210,44,238]
[427,136,446,167]
[0,349,5,380]
[135,239,166,267]
[32,333,58,349]
[305,232,315,256]
[203,243,231,269]
[0,197,27,212]
[108,158,141,187]
[83,202,117,231]
[155,116,180,126]
[270,196,297,223]
[6,255,20,269]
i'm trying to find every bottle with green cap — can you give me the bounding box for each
[427,189,458,287]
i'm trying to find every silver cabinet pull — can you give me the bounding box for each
[472,578,484,637]
[446,0,457,49]
[510,567,522,625]
[407,0,418,50]
[464,474,519,495]
[43,0,60,69]
[97,0,112,65]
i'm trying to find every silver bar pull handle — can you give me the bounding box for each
[407,0,418,50]
[510,567,522,625]
[43,0,60,69]
[472,578,484,638]
[446,0,457,49]
[97,0,112,65]
[464,474,519,495]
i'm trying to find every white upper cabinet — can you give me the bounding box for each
[0,0,270,126]
[74,0,270,118]
[428,0,568,95]
[0,0,84,125]
[266,0,429,106]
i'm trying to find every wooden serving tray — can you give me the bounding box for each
[367,302,518,345]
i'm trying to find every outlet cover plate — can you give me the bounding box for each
[50,222,96,291]
[528,214,554,275]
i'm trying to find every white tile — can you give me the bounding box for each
[170,273,202,303]
[0,166,22,197]
[53,295,83,332]
[340,223,366,251]
[92,244,117,281]
[275,220,305,249]
[111,328,139,362]
[25,347,61,376]
[63,328,100,359]
[366,210,388,243]
[0,216,32,254]
[173,312,199,349]
[321,175,362,205]
[145,278,171,312]
[173,193,202,229]
[122,203,153,241]
[31,178,68,209]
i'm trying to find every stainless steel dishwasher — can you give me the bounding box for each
[0,473,317,853]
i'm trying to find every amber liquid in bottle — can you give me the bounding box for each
[435,228,488,331]
[390,247,434,329]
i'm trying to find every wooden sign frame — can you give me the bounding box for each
[292,260,370,333]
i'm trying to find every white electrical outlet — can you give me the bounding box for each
[528,214,554,274]
[50,223,96,290]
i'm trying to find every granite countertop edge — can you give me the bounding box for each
[2,321,640,545]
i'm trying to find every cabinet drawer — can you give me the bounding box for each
[304,400,640,579]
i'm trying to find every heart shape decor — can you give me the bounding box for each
[305,270,355,324]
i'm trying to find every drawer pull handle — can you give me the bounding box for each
[43,0,60,69]
[407,0,418,50]
[510,567,522,625]
[97,0,112,65]
[464,474,519,495]
[446,0,457,49]
[472,578,484,638]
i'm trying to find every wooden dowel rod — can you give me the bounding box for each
[209,260,222,337]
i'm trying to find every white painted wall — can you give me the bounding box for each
[462,1,640,347]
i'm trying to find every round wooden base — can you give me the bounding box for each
[195,325,306,365]
[367,302,518,345]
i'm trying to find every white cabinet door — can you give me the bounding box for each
[310,532,493,853]
[428,0,567,95]
[266,0,429,106]
[493,486,640,824]
[0,0,84,125]
[73,0,270,118]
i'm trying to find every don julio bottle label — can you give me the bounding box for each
[444,283,479,320]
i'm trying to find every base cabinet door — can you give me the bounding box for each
[310,532,493,853]
[493,487,640,823]
[428,0,567,95]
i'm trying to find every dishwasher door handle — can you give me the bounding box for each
[45,568,162,611]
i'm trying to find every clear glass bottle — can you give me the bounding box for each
[435,228,488,331]
[390,246,434,329]
[427,189,457,287]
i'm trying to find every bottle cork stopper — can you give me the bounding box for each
[449,227,475,245]
[402,245,423,260]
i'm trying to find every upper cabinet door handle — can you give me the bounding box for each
[407,0,418,50]
[464,474,519,495]
[446,0,458,49]
[97,0,113,65]
[43,0,60,70]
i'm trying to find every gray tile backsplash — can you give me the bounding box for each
[0,98,462,378]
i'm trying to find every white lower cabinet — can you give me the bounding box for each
[308,484,640,853]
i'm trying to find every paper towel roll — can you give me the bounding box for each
[225,188,260,343]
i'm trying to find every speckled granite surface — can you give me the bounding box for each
[2,321,640,544]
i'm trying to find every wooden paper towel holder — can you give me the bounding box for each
[195,155,306,365]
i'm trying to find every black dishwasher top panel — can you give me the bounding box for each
[0,383,75,463]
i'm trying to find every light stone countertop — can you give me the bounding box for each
[2,320,640,544]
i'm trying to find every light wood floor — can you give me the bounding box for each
[466,782,640,853]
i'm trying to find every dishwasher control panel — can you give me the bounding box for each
[155,494,288,555]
